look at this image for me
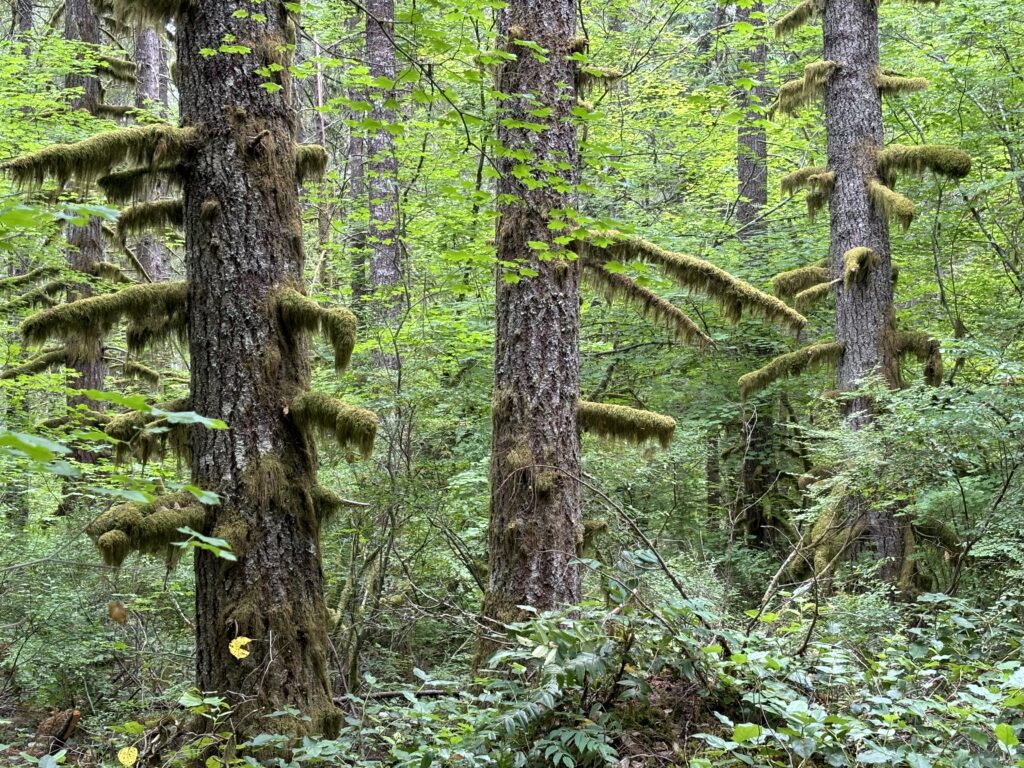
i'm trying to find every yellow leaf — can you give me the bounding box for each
[228,636,252,660]
[118,746,139,767]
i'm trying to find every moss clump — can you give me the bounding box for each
[739,341,845,399]
[295,144,328,184]
[0,266,61,292]
[770,60,837,117]
[781,166,827,197]
[290,391,378,459]
[98,55,137,83]
[875,70,929,95]
[876,144,972,181]
[105,397,191,464]
[773,0,821,37]
[99,163,182,204]
[109,0,192,25]
[868,180,915,230]
[22,281,186,351]
[87,492,208,568]
[773,265,829,299]
[582,258,712,349]
[583,232,807,332]
[1,280,70,312]
[794,281,833,311]
[577,67,624,97]
[577,400,676,449]
[117,198,184,240]
[896,330,943,386]
[843,247,880,287]
[2,125,197,188]
[0,348,67,380]
[126,303,188,354]
[122,360,160,386]
[274,288,358,372]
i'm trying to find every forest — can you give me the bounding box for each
[0,0,1022,765]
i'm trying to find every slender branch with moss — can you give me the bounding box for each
[290,391,378,458]
[577,401,676,449]
[770,61,837,117]
[794,281,834,312]
[843,247,879,287]
[0,348,67,380]
[896,330,943,386]
[739,341,845,399]
[99,163,182,204]
[876,144,972,182]
[868,180,916,230]
[117,198,184,240]
[274,288,358,372]
[773,265,829,299]
[773,0,821,37]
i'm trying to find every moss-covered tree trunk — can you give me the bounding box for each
[482,0,583,630]
[824,0,902,580]
[177,3,339,735]
[736,0,768,238]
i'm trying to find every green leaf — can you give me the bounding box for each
[996,723,1019,748]
[732,723,761,743]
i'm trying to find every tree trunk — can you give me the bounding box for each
[177,3,339,735]
[133,26,172,282]
[824,0,902,581]
[482,0,583,630]
[15,0,32,36]
[735,1,768,239]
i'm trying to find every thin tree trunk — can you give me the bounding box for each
[824,0,902,581]
[482,0,583,631]
[177,2,339,735]
[735,1,768,239]
[15,0,32,36]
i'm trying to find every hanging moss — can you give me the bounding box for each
[290,391,378,459]
[773,266,829,299]
[2,125,197,188]
[0,348,67,380]
[781,166,826,196]
[274,288,358,372]
[126,304,188,355]
[584,233,806,332]
[92,104,139,121]
[105,397,191,465]
[109,0,191,25]
[773,0,821,37]
[576,400,676,449]
[739,341,845,399]
[122,360,160,386]
[843,247,880,287]
[582,258,712,349]
[312,486,364,523]
[87,492,209,568]
[770,60,837,117]
[794,281,833,311]
[0,266,61,292]
[88,262,132,283]
[1,280,71,312]
[896,330,943,386]
[867,180,915,230]
[295,144,328,184]
[99,163,182,204]
[875,69,929,95]
[876,144,972,181]
[577,67,624,97]
[117,198,184,240]
[98,55,137,83]
[22,281,186,351]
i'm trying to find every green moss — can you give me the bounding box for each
[117,198,184,240]
[773,0,821,37]
[126,304,188,355]
[739,341,845,399]
[896,330,943,386]
[876,144,972,181]
[875,70,929,95]
[99,163,182,204]
[794,281,833,312]
[582,257,712,349]
[0,267,61,292]
[105,397,191,464]
[98,55,136,83]
[92,104,139,121]
[843,247,880,287]
[773,266,829,299]
[577,67,624,97]
[577,400,676,449]
[868,180,915,230]
[781,166,827,197]
[1,280,70,312]
[87,492,208,568]
[109,0,192,25]
[2,125,197,188]
[89,262,132,283]
[22,281,186,350]
[770,60,837,117]
[290,391,378,459]
[296,144,328,184]
[0,348,67,380]
[275,288,357,372]
[584,232,807,332]
[122,360,160,386]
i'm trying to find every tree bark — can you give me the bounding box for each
[177,3,339,735]
[482,0,583,630]
[735,1,768,239]
[823,0,902,581]
[15,0,32,36]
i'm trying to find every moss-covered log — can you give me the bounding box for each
[0,348,67,379]
[739,341,844,399]
[577,400,676,449]
[584,233,807,332]
[274,287,357,372]
[117,198,184,240]
[773,265,829,298]
[2,125,197,188]
[86,492,209,567]
[582,258,712,348]
[290,391,377,458]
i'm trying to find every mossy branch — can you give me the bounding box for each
[781,166,826,197]
[876,144,972,181]
[843,247,880,287]
[581,258,712,349]
[274,288,358,372]
[98,55,136,83]
[105,397,191,465]
[99,163,182,204]
[1,280,70,312]
[868,180,916,230]
[126,306,188,354]
[577,400,676,449]
[577,67,624,97]
[86,492,208,567]
[583,233,806,332]
[2,125,197,188]
[896,331,943,386]
[295,144,328,184]
[21,281,187,351]
[773,266,829,299]
[739,341,845,399]
[290,391,377,458]
[875,69,929,95]
[117,198,184,240]
[0,266,61,292]
[770,61,837,117]
[794,281,833,312]
[122,360,160,386]
[773,0,821,37]
[0,348,67,380]
[108,0,191,25]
